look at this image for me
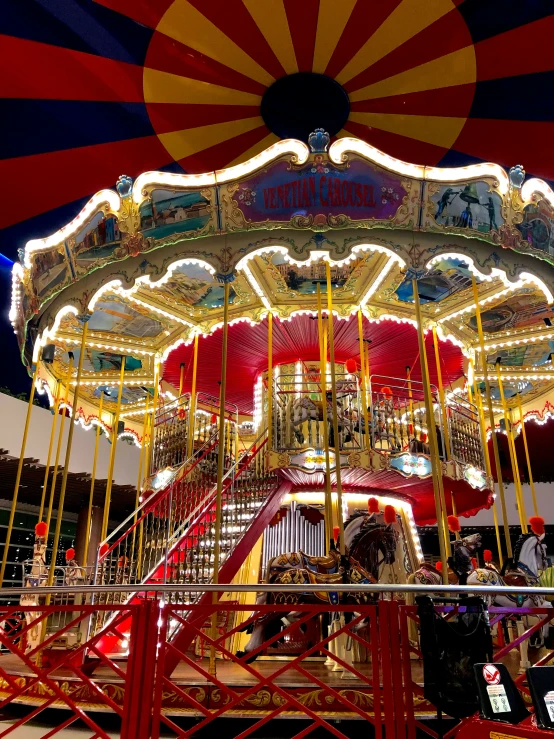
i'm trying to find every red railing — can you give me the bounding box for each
[1,585,553,737]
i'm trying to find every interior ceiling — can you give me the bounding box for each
[3,1,554,251]
[163,313,464,414]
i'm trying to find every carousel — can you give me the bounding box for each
[5,129,554,720]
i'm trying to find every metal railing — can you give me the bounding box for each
[447,395,485,469]
[368,374,443,455]
[273,371,361,450]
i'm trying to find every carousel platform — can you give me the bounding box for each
[0,649,531,719]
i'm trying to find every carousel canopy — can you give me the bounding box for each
[2,0,554,253]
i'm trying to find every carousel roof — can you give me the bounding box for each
[164,314,464,414]
[3,0,554,251]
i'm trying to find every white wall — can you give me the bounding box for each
[468,481,554,526]
[0,392,139,487]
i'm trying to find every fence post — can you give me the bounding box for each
[121,599,159,739]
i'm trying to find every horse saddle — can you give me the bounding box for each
[503,568,530,589]
[306,569,343,605]
[300,551,340,574]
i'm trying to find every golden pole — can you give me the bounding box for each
[147,359,161,478]
[83,391,104,569]
[517,393,539,517]
[187,334,199,459]
[38,379,62,522]
[357,310,370,451]
[0,355,41,583]
[46,356,74,533]
[432,325,457,538]
[179,362,185,397]
[211,280,230,674]
[471,277,512,557]
[406,365,415,443]
[495,362,527,533]
[131,394,149,565]
[317,284,334,551]
[412,280,449,581]
[267,312,273,451]
[475,387,503,566]
[432,326,451,461]
[101,356,127,540]
[325,262,345,554]
[47,321,89,586]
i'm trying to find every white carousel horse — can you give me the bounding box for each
[289,394,354,446]
[18,539,49,652]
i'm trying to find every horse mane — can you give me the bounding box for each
[348,518,380,554]
[513,533,534,564]
[343,510,368,530]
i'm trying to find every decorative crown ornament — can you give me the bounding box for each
[308,128,330,153]
[508,164,525,190]
[116,174,133,199]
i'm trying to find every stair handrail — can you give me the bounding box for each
[157,428,269,572]
[95,429,219,568]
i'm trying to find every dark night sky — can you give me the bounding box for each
[0,194,90,396]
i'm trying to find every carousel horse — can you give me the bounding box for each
[18,522,49,652]
[289,393,353,446]
[237,557,376,661]
[342,510,399,582]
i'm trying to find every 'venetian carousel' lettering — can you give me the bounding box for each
[263,176,376,209]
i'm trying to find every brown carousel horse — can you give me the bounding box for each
[237,511,401,660]
[236,554,376,661]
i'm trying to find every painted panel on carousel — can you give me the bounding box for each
[58,349,143,375]
[30,246,71,302]
[221,149,416,232]
[142,262,237,313]
[488,340,554,368]
[390,453,432,478]
[139,188,214,243]
[466,289,554,334]
[92,383,149,405]
[395,257,474,304]
[288,448,349,473]
[423,181,504,241]
[517,198,554,257]
[68,211,121,277]
[88,297,164,338]
[262,252,365,297]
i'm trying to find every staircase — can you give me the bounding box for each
[90,398,288,653]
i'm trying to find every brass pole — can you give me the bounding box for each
[38,379,62,522]
[325,262,345,554]
[471,277,512,557]
[211,281,230,673]
[517,393,539,517]
[147,359,161,477]
[432,326,452,461]
[131,394,149,566]
[406,365,415,443]
[46,356,74,533]
[179,362,185,397]
[432,325,457,538]
[357,310,370,451]
[495,362,527,533]
[267,312,273,451]
[101,356,127,540]
[83,391,104,569]
[317,284,334,551]
[47,321,89,586]
[187,334,199,459]
[476,387,503,566]
[0,355,41,583]
[412,280,449,581]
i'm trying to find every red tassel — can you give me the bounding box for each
[471,557,478,570]
[529,516,545,536]
[484,549,493,562]
[35,521,47,538]
[65,548,75,561]
[447,515,461,532]
[384,505,396,524]
[333,526,340,541]
[345,358,357,374]
[99,543,109,557]
[435,561,443,572]
[367,497,380,514]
